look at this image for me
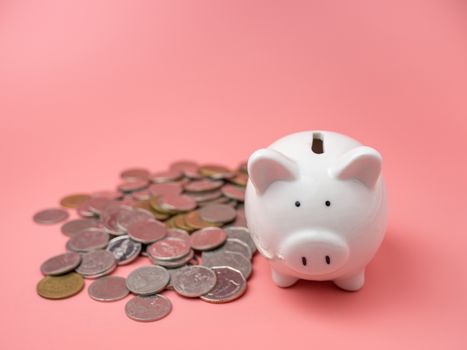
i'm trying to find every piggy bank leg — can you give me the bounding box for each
[333,270,365,291]
[272,268,298,287]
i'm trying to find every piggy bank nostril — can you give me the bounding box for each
[325,255,331,265]
[301,257,307,266]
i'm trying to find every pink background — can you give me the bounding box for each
[1,0,466,349]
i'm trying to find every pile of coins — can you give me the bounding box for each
[34,161,256,322]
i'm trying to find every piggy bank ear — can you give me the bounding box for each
[329,146,382,189]
[248,148,299,194]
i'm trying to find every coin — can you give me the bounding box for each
[185,190,222,203]
[229,172,248,187]
[134,199,171,220]
[202,250,252,279]
[150,170,183,183]
[199,204,236,224]
[224,226,257,254]
[151,249,194,268]
[77,201,96,218]
[221,184,245,202]
[171,265,217,298]
[40,252,82,276]
[183,179,223,192]
[67,229,109,252]
[148,182,183,197]
[127,220,167,244]
[166,228,190,243]
[117,179,149,193]
[198,164,235,180]
[91,191,123,200]
[218,238,252,259]
[147,237,191,261]
[131,189,152,201]
[61,218,100,237]
[88,276,129,302]
[190,227,227,251]
[76,250,117,278]
[158,194,197,213]
[116,207,154,232]
[232,207,247,227]
[33,208,69,225]
[120,168,150,181]
[106,235,142,265]
[170,160,201,179]
[37,272,84,299]
[60,194,91,209]
[125,294,172,322]
[200,266,247,303]
[87,197,113,216]
[185,210,222,230]
[126,266,169,295]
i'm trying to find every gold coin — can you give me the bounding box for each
[198,164,235,180]
[173,213,194,232]
[149,196,174,215]
[37,272,84,299]
[60,194,91,209]
[229,172,248,187]
[185,210,222,230]
[134,200,171,220]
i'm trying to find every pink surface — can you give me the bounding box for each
[1,0,466,349]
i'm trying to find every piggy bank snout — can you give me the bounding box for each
[278,231,349,276]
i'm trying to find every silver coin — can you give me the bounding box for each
[200,266,247,303]
[61,218,100,237]
[183,179,223,192]
[106,235,142,265]
[131,189,152,201]
[88,276,129,302]
[199,204,236,224]
[76,250,117,278]
[67,229,109,252]
[125,294,172,322]
[33,208,69,225]
[40,252,81,276]
[185,190,222,203]
[87,197,114,216]
[150,170,184,183]
[126,266,170,295]
[151,249,194,268]
[224,226,257,254]
[218,238,252,260]
[190,227,227,251]
[147,237,191,261]
[76,201,97,218]
[171,265,217,298]
[101,204,129,235]
[117,179,149,193]
[221,184,245,202]
[127,220,167,244]
[120,168,150,181]
[116,207,154,232]
[202,250,252,279]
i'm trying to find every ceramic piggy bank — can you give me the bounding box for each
[244,131,387,291]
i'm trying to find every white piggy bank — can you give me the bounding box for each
[245,131,387,291]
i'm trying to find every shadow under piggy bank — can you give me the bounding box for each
[274,227,417,317]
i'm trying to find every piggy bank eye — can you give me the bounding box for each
[295,201,301,207]
[325,200,331,207]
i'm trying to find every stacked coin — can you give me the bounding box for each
[34,160,255,322]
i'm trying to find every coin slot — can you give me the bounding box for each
[301,256,307,266]
[325,255,331,265]
[311,132,324,154]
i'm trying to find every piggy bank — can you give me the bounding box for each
[244,131,387,291]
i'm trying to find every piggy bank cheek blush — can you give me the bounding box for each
[244,130,387,291]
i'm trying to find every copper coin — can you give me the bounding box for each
[158,194,197,213]
[229,172,248,187]
[37,272,84,300]
[185,210,222,230]
[147,237,191,261]
[221,184,245,202]
[61,218,100,237]
[33,208,69,225]
[125,294,172,322]
[150,170,184,183]
[127,220,167,244]
[88,276,129,302]
[183,179,224,192]
[40,252,82,276]
[200,266,247,303]
[185,190,222,203]
[60,194,91,209]
[199,204,236,224]
[120,168,150,181]
[190,227,227,251]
